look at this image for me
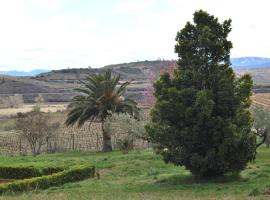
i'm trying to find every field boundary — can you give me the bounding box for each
[0,121,150,155]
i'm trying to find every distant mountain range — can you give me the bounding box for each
[231,57,270,69]
[0,69,49,76]
[1,57,270,76]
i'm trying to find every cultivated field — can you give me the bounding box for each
[252,93,270,108]
[0,92,269,155]
[0,103,67,118]
[0,106,150,155]
[1,92,269,119]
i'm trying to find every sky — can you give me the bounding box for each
[0,0,269,71]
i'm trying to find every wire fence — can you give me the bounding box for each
[0,122,150,156]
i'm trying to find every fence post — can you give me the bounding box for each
[72,134,75,151]
[19,137,22,155]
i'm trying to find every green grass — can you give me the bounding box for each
[0,148,269,199]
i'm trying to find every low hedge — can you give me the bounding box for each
[0,166,40,180]
[40,167,66,176]
[0,166,65,179]
[0,165,95,194]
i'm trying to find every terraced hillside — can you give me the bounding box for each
[0,61,176,103]
[1,60,270,103]
[0,76,77,103]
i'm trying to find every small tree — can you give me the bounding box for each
[32,94,44,112]
[15,111,60,155]
[146,10,256,177]
[251,105,270,147]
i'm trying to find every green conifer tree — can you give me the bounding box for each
[146,10,256,177]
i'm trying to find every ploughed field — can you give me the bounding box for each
[0,103,67,118]
[0,148,269,199]
[0,92,269,118]
[252,93,270,108]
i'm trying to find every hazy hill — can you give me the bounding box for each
[1,59,270,103]
[0,61,176,103]
[34,59,270,85]
[1,57,270,76]
[35,60,176,82]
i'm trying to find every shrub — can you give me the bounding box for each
[248,188,261,196]
[251,105,270,148]
[104,112,148,153]
[107,112,147,136]
[41,167,66,175]
[0,165,95,194]
[0,166,65,180]
[116,137,134,154]
[0,166,41,179]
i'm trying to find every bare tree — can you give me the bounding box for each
[15,112,60,155]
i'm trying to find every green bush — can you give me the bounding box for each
[0,166,65,179]
[248,188,261,196]
[0,166,41,179]
[0,165,95,194]
[116,137,134,154]
[41,167,66,176]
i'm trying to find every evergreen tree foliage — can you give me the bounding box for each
[146,10,256,177]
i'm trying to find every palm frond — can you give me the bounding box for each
[73,88,91,95]
[65,69,139,127]
[117,81,130,96]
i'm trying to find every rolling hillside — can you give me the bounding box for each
[1,60,270,103]
[1,57,270,76]
[0,61,174,103]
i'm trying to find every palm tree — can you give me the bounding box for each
[65,70,139,152]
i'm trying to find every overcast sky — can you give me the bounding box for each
[0,0,269,71]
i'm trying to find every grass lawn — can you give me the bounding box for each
[0,148,269,199]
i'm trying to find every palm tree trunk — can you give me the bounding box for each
[101,121,112,152]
